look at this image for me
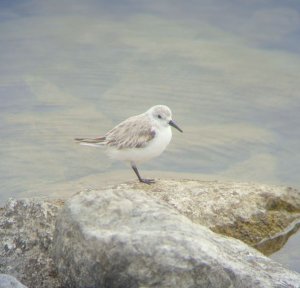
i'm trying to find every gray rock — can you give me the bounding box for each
[139,180,300,254]
[0,274,27,288]
[53,187,300,288]
[1,180,300,287]
[0,198,64,288]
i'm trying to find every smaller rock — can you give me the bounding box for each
[0,274,27,288]
[0,198,64,288]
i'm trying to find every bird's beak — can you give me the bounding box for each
[169,120,183,132]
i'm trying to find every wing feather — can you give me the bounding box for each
[75,137,106,144]
[105,114,155,149]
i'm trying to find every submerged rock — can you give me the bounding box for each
[53,187,300,288]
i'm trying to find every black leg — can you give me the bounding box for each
[131,163,155,184]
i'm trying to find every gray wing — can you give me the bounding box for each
[105,114,156,149]
[75,137,106,144]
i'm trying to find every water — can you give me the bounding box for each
[1,0,300,272]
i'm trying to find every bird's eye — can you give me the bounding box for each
[158,115,162,119]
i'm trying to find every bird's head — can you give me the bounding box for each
[148,105,183,132]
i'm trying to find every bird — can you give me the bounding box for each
[75,105,182,184]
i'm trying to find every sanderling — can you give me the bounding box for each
[75,105,182,184]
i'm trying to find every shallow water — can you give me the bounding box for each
[1,0,300,272]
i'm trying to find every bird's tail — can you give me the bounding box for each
[75,136,106,147]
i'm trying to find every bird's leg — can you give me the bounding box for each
[131,162,155,184]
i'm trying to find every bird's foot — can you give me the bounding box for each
[139,178,155,185]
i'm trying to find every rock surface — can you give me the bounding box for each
[0,198,64,288]
[53,187,300,288]
[0,274,27,288]
[1,180,300,287]
[134,180,300,254]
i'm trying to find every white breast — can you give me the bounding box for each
[144,126,172,161]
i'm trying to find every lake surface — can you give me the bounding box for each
[1,0,300,272]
